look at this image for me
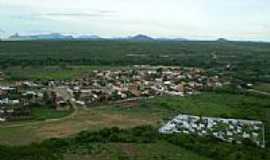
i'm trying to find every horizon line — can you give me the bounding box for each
[1,32,270,43]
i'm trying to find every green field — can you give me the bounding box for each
[5,91,270,145]
[31,106,73,121]
[253,83,270,93]
[0,92,269,159]
[0,106,73,127]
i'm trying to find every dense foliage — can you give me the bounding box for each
[0,40,270,82]
[0,126,268,160]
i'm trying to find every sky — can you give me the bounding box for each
[0,0,269,41]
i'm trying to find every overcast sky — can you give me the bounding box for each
[0,0,269,41]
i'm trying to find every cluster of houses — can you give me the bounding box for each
[0,66,225,122]
[0,80,48,121]
[65,66,224,105]
[159,114,265,148]
[0,81,70,121]
[0,85,31,122]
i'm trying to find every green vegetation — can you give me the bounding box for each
[31,106,73,121]
[2,66,126,80]
[0,126,268,160]
[253,83,270,93]
[0,103,160,145]
[63,141,211,160]
[0,40,269,159]
[0,105,73,126]
[110,92,270,145]
[0,40,270,82]
[0,91,269,159]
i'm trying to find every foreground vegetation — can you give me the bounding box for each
[0,90,269,159]
[0,126,268,160]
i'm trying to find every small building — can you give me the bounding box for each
[54,95,70,111]
[49,87,72,111]
[0,89,7,98]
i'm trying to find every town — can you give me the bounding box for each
[0,66,224,122]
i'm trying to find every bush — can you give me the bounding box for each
[0,126,269,160]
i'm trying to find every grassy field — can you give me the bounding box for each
[253,83,270,93]
[0,105,160,145]
[0,106,73,126]
[0,91,269,160]
[31,106,73,121]
[2,65,128,80]
[0,92,269,147]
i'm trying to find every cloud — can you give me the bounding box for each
[41,10,116,18]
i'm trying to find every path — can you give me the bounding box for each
[0,96,154,128]
[0,102,78,128]
[248,89,270,96]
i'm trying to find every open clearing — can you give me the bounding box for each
[0,92,269,146]
[253,83,270,93]
[0,105,160,145]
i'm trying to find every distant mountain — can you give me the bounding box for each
[127,35,188,41]
[156,37,189,41]
[174,38,189,41]
[128,34,154,41]
[76,35,102,40]
[216,38,229,42]
[8,33,74,41]
[6,33,190,42]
